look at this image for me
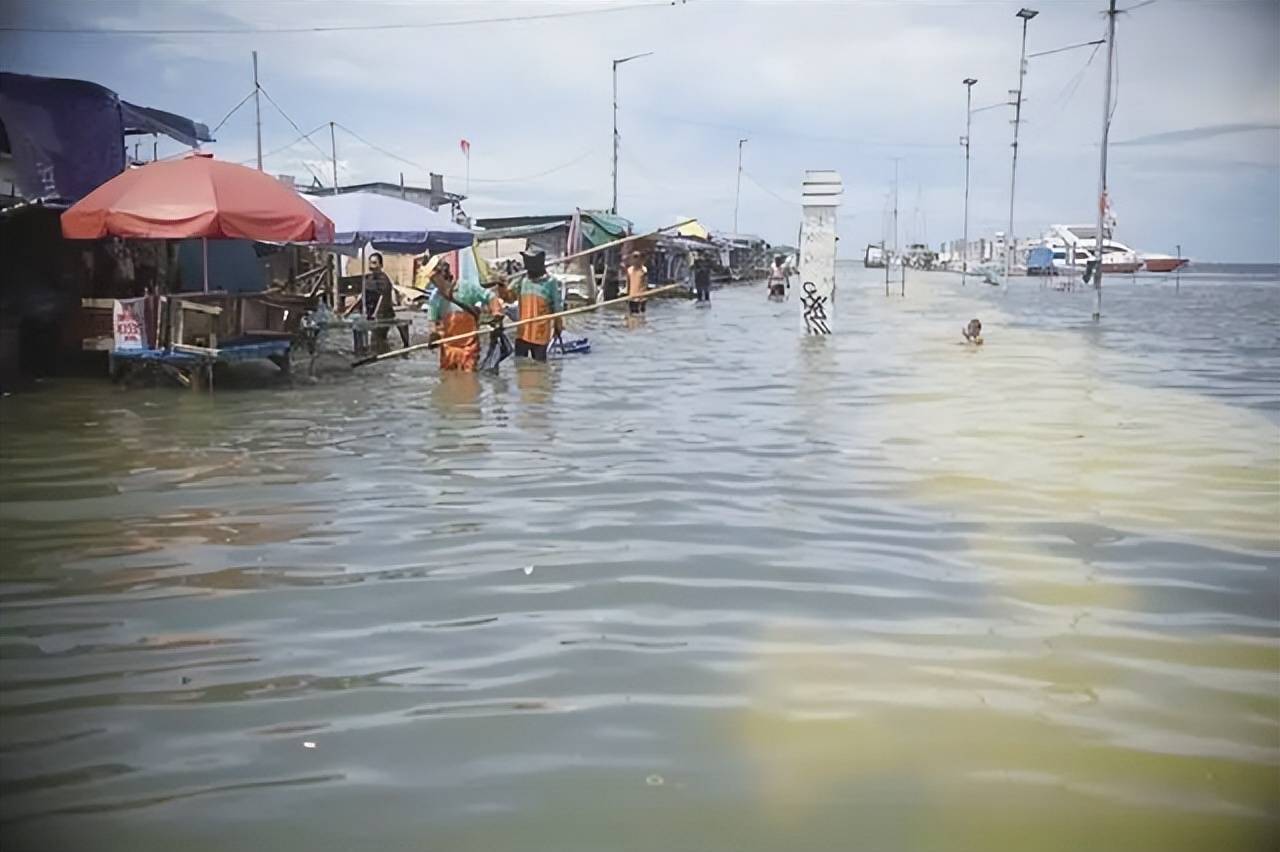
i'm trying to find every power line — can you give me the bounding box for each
[257,85,332,163]
[334,123,424,172]
[466,148,599,185]
[210,88,256,134]
[2,1,684,35]
[239,124,329,165]
[741,170,799,207]
[1028,38,1105,59]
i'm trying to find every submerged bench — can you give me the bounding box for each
[110,337,293,389]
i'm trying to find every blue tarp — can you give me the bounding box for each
[0,72,212,202]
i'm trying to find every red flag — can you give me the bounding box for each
[460,139,471,156]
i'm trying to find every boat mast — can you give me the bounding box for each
[1093,0,1118,321]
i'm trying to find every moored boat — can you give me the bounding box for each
[1142,254,1188,273]
[1038,224,1143,275]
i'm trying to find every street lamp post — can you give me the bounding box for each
[961,78,977,286]
[612,51,653,215]
[733,137,748,233]
[1006,7,1038,276]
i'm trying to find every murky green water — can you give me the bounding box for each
[2,267,1277,851]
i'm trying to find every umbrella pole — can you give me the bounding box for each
[202,237,209,294]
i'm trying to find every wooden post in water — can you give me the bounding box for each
[1175,242,1181,293]
[798,170,842,335]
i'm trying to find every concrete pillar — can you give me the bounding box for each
[798,170,843,334]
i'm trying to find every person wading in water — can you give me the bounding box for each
[694,255,712,303]
[514,247,564,362]
[426,261,504,371]
[767,255,789,300]
[626,251,649,315]
[363,252,397,353]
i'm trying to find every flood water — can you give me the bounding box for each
[2,265,1277,851]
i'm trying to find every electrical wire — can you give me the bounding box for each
[333,123,424,172]
[257,85,332,162]
[1047,38,1104,113]
[2,1,684,35]
[1028,39,1105,59]
[239,124,329,165]
[741,170,799,207]
[210,89,256,134]
[296,159,331,189]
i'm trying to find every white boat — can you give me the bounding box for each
[1038,224,1143,274]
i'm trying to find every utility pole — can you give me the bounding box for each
[329,122,340,194]
[252,51,263,171]
[1006,8,1038,275]
[611,51,653,215]
[733,138,748,233]
[962,78,977,286]
[1092,0,1117,321]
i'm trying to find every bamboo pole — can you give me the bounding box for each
[352,283,683,368]
[501,218,696,286]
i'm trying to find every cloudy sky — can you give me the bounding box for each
[3,0,1278,261]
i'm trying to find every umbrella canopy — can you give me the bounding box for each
[61,152,334,242]
[306,191,473,254]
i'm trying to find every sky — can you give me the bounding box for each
[2,0,1278,261]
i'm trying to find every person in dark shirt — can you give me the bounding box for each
[363,252,396,353]
[694,256,712,302]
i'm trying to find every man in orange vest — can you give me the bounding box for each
[513,248,564,362]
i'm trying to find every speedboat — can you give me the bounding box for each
[1142,254,1188,273]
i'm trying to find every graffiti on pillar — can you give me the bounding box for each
[801,281,830,335]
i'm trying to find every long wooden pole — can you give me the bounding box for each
[352,283,683,368]
[501,218,696,287]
